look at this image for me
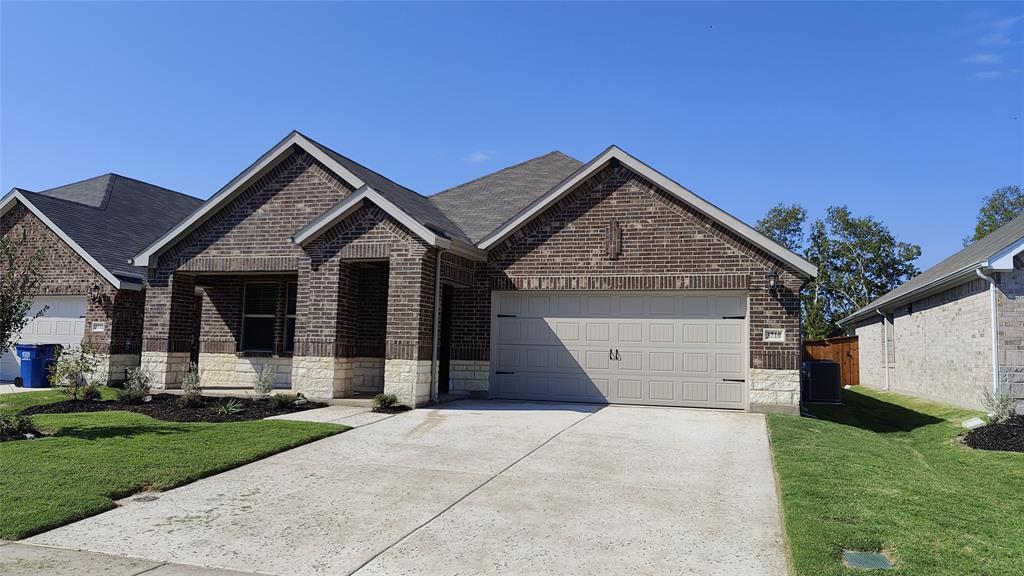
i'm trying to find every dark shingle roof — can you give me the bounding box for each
[18,174,203,283]
[302,135,471,242]
[429,151,583,243]
[845,212,1024,323]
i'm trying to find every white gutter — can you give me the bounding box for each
[976,268,1000,394]
[876,309,890,391]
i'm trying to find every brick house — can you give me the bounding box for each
[0,175,202,384]
[133,131,816,413]
[840,214,1024,412]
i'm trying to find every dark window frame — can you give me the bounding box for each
[241,282,278,353]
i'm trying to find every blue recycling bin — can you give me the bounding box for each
[15,344,58,388]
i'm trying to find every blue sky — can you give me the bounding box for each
[2,2,1021,268]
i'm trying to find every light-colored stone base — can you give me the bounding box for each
[352,357,385,394]
[101,354,141,385]
[199,353,293,389]
[448,360,490,393]
[384,359,433,407]
[748,368,800,414]
[141,352,190,389]
[291,356,353,400]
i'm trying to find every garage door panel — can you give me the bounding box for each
[683,381,710,402]
[491,291,747,409]
[584,323,610,342]
[715,381,745,405]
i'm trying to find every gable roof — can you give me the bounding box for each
[2,174,203,288]
[133,131,475,267]
[840,212,1024,326]
[473,145,818,278]
[429,151,583,243]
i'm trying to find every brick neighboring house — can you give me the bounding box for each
[840,214,1024,412]
[133,131,816,413]
[0,175,202,384]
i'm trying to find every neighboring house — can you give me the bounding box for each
[132,131,816,414]
[0,175,203,384]
[840,214,1024,412]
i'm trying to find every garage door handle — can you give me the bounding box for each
[722,378,745,383]
[614,349,621,361]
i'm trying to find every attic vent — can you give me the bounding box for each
[763,328,785,343]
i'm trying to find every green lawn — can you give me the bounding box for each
[768,387,1024,576]
[0,389,347,539]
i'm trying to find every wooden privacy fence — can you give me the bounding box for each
[802,336,859,386]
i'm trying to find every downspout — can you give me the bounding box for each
[430,249,444,404]
[876,309,890,391]
[976,268,1000,394]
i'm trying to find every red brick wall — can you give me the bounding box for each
[449,163,805,369]
[1,202,144,354]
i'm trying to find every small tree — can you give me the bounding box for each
[0,237,46,353]
[965,185,1023,246]
[49,345,102,400]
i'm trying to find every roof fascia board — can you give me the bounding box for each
[292,186,444,249]
[476,146,818,278]
[446,239,487,261]
[1,189,127,290]
[132,132,367,267]
[838,264,982,326]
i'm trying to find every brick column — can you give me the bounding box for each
[141,268,195,388]
[290,259,354,399]
[383,247,437,407]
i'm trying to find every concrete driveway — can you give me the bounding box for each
[27,401,788,576]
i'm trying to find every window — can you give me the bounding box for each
[284,283,297,353]
[242,283,277,352]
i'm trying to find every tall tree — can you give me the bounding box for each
[0,237,45,353]
[754,204,922,339]
[965,185,1023,245]
[806,206,921,337]
[756,204,807,252]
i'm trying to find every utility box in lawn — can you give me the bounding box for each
[801,360,842,404]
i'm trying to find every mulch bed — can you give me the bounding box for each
[19,393,326,423]
[962,416,1024,453]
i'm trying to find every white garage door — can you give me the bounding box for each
[491,291,748,409]
[0,296,87,382]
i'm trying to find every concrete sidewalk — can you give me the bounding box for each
[0,541,265,576]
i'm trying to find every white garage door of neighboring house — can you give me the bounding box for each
[491,291,748,409]
[0,296,87,382]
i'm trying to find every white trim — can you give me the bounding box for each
[976,269,1000,394]
[988,236,1024,271]
[1,189,135,290]
[475,146,818,278]
[132,131,367,267]
[291,186,447,248]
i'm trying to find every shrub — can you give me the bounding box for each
[119,367,153,405]
[211,397,244,415]
[178,362,203,408]
[0,414,40,441]
[251,365,275,400]
[982,387,1017,424]
[269,393,298,409]
[48,345,101,400]
[372,393,399,413]
[81,385,102,401]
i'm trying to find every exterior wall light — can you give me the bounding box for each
[90,283,102,303]
[766,271,780,292]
